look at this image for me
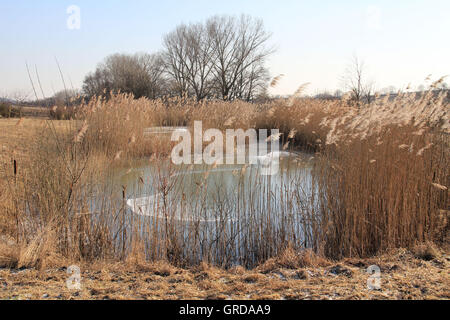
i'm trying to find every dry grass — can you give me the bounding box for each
[0,85,448,271]
[0,247,448,300]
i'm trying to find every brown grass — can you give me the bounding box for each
[0,86,448,270]
[0,247,448,300]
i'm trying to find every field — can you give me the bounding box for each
[0,88,449,299]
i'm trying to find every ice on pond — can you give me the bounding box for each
[143,127,188,136]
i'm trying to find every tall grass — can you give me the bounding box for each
[0,86,448,268]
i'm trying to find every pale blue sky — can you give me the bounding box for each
[1,0,449,98]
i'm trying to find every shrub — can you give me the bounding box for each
[0,102,22,118]
[49,105,77,120]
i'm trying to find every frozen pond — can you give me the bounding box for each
[123,152,314,222]
[97,129,320,266]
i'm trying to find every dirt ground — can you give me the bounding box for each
[0,248,448,300]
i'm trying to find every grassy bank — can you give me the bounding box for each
[0,246,448,300]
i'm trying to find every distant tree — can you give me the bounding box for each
[314,91,335,100]
[82,67,113,98]
[232,57,270,101]
[163,23,214,100]
[206,15,273,101]
[162,14,273,101]
[0,91,27,117]
[437,81,448,91]
[341,55,374,107]
[83,15,273,102]
[334,89,343,98]
[82,53,165,99]
[417,84,426,92]
[136,53,167,98]
[0,90,31,105]
[51,89,81,105]
[364,80,376,104]
[382,85,397,94]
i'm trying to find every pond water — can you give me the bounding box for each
[122,153,315,222]
[100,130,319,266]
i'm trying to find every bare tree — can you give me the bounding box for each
[162,25,192,98]
[232,57,270,101]
[136,52,167,99]
[162,15,273,101]
[341,55,373,107]
[82,66,113,98]
[163,23,214,100]
[206,15,273,101]
[10,90,31,105]
[364,80,376,104]
[83,15,273,102]
[334,89,343,98]
[106,53,150,98]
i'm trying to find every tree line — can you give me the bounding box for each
[82,15,273,102]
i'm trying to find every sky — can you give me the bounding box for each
[1,0,449,99]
